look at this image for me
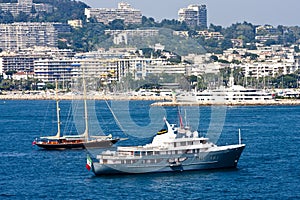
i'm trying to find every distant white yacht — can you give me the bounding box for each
[177,76,274,104]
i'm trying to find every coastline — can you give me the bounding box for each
[1,94,300,106]
[0,94,172,101]
[151,99,300,106]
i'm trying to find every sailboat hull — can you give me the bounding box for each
[35,139,120,150]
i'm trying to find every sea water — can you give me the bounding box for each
[0,100,299,199]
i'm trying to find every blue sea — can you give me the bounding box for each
[0,100,299,199]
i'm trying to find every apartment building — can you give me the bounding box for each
[0,47,75,76]
[0,0,53,16]
[234,62,298,79]
[198,31,224,40]
[32,55,190,84]
[85,2,142,25]
[0,55,37,74]
[0,22,58,51]
[34,59,76,83]
[178,4,207,28]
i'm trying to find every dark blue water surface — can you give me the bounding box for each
[0,100,299,199]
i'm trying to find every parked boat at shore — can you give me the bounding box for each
[177,76,274,104]
[87,117,245,175]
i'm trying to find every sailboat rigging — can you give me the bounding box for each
[33,68,121,150]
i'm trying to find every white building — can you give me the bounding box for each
[33,56,189,83]
[67,20,83,28]
[0,0,53,17]
[178,4,207,28]
[0,22,58,51]
[85,2,142,25]
[237,62,298,79]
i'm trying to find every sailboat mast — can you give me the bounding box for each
[82,66,89,139]
[55,80,61,138]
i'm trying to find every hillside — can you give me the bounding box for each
[0,0,88,23]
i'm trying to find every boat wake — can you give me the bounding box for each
[0,152,28,158]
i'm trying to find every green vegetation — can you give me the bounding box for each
[0,0,88,23]
[1,0,300,54]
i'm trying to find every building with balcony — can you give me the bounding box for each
[0,55,37,74]
[34,59,75,83]
[0,22,58,51]
[0,0,53,17]
[85,2,142,25]
[178,4,207,28]
[198,31,224,40]
[0,47,75,78]
[32,55,190,84]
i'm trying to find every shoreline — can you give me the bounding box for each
[151,100,300,106]
[0,94,172,101]
[1,94,300,106]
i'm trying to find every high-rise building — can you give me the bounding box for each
[0,0,53,16]
[178,4,207,28]
[85,2,142,25]
[0,23,58,51]
[19,0,32,5]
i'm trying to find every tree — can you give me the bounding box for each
[109,19,125,30]
[141,16,157,27]
[15,11,30,22]
[0,10,14,23]
[209,24,222,32]
[210,55,218,62]
[265,39,277,46]
[221,39,233,50]
[5,71,16,79]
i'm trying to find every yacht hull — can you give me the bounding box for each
[92,144,245,175]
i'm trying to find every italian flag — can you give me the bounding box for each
[86,155,92,171]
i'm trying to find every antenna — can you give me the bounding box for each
[238,129,242,145]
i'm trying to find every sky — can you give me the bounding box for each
[80,0,300,27]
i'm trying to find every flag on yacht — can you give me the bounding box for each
[86,155,92,171]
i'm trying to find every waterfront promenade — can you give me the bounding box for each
[0,93,172,101]
[1,92,300,106]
